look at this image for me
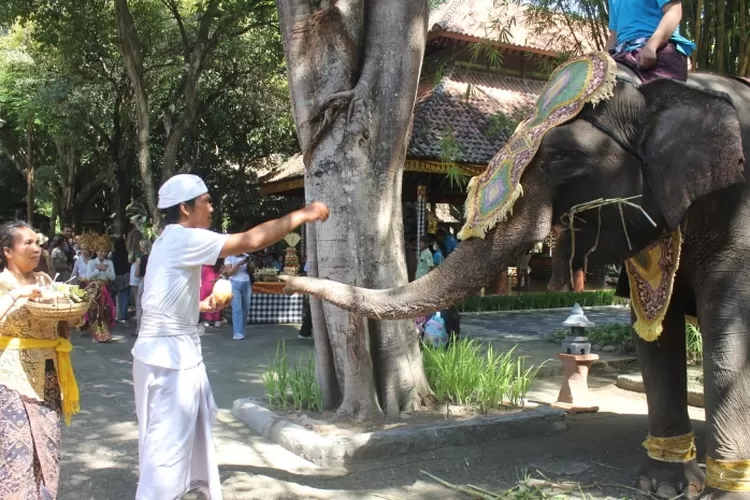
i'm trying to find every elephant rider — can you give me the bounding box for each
[551,0,698,293]
[606,0,696,83]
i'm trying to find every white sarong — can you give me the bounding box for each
[133,358,222,500]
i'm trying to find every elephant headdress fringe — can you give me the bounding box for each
[625,228,683,341]
[458,51,618,241]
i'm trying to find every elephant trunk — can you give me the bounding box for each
[283,182,553,319]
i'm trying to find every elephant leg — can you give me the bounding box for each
[696,269,750,500]
[632,301,705,499]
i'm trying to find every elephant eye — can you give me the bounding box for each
[550,154,568,163]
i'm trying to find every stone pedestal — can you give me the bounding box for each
[551,353,599,413]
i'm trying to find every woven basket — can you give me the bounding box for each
[25,300,90,323]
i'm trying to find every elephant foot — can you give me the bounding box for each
[636,457,705,499]
[700,488,750,499]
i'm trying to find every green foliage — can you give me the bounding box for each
[551,322,631,345]
[262,340,323,412]
[422,340,545,412]
[457,290,623,312]
[686,323,703,364]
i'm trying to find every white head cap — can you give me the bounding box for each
[157,174,208,209]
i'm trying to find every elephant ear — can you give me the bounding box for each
[638,79,745,229]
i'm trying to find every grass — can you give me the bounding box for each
[261,340,323,412]
[457,290,626,313]
[422,339,545,413]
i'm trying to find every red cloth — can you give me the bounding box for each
[200,265,221,322]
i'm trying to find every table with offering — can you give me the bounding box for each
[249,269,303,324]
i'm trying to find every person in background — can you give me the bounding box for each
[132,239,151,337]
[436,227,458,256]
[50,235,72,282]
[129,248,142,328]
[111,235,131,324]
[70,240,92,285]
[61,225,76,267]
[224,252,252,340]
[34,232,52,275]
[200,258,224,328]
[86,236,116,343]
[415,236,435,280]
[298,260,312,340]
[606,0,694,82]
[432,240,445,266]
[0,221,80,499]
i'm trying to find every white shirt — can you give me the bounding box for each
[86,258,116,281]
[71,256,90,281]
[132,224,229,369]
[129,261,140,287]
[225,255,250,283]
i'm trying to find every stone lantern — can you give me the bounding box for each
[551,303,600,414]
[561,303,595,355]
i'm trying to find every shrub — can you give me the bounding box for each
[457,290,626,313]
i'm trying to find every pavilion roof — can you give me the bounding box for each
[428,0,601,56]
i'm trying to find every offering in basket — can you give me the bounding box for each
[26,283,91,323]
[254,267,280,282]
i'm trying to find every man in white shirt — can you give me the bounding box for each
[132,174,329,500]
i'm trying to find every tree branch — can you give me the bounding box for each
[162,0,191,58]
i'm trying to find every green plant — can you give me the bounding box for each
[422,339,545,412]
[686,323,703,364]
[262,340,323,412]
[550,323,632,346]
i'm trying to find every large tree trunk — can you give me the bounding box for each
[115,0,160,226]
[277,0,433,417]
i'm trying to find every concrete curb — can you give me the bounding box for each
[232,398,566,468]
[616,374,704,408]
[461,305,630,316]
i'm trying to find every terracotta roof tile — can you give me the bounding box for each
[429,0,600,55]
[264,71,547,184]
[409,70,545,164]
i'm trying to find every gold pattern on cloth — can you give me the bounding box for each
[0,337,79,425]
[458,52,618,241]
[642,432,697,463]
[625,229,682,341]
[0,273,60,402]
[706,457,750,492]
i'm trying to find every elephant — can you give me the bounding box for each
[282,60,750,499]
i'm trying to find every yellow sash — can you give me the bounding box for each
[0,337,80,425]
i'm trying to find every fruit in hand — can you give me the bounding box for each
[211,278,233,303]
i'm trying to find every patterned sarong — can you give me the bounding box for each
[0,360,61,500]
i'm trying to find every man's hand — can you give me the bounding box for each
[199,294,231,313]
[637,44,658,69]
[302,202,330,223]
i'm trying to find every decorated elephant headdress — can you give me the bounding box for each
[458,51,618,240]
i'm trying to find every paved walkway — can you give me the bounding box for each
[59,307,692,500]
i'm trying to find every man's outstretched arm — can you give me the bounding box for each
[219,202,330,258]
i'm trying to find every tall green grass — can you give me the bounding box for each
[261,340,323,412]
[422,339,545,413]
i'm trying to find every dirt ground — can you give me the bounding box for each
[61,319,706,500]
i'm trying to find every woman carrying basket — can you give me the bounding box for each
[0,220,81,499]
